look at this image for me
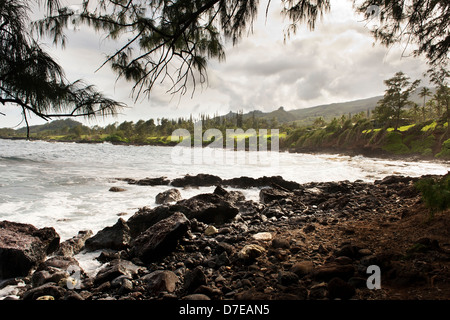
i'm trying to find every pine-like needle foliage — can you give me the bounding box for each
[35,0,330,100]
[0,0,124,136]
[35,1,449,102]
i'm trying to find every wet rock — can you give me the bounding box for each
[31,269,69,288]
[127,206,174,238]
[110,275,132,288]
[175,193,239,225]
[213,186,246,203]
[128,194,238,237]
[55,230,93,257]
[223,176,300,190]
[0,221,60,278]
[155,188,182,204]
[375,175,414,185]
[22,283,67,301]
[36,256,82,273]
[327,277,356,300]
[143,270,179,294]
[171,174,222,188]
[132,177,171,186]
[130,212,190,263]
[183,266,207,293]
[85,218,130,251]
[259,187,291,204]
[96,250,128,263]
[94,259,142,286]
[109,187,126,192]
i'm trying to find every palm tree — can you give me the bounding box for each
[418,87,432,121]
[0,0,124,137]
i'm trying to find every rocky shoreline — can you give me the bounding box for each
[3,137,449,163]
[1,173,450,301]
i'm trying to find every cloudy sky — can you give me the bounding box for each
[0,0,431,128]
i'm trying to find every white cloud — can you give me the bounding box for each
[0,0,431,128]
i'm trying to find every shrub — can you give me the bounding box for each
[415,173,450,217]
[382,131,410,154]
[436,139,450,159]
[105,133,128,143]
[410,135,435,156]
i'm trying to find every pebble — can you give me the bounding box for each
[252,232,273,241]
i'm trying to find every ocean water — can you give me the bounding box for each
[0,138,448,241]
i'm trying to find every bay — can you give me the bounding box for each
[0,139,448,240]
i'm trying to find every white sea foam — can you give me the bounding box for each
[0,139,448,241]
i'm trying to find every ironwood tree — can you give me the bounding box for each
[36,0,449,102]
[0,0,124,137]
[374,71,420,131]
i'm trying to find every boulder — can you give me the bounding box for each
[155,188,182,204]
[55,230,93,257]
[127,205,175,238]
[130,212,190,263]
[109,187,126,192]
[128,192,239,237]
[175,193,239,225]
[143,270,179,294]
[84,218,130,251]
[259,187,291,204]
[183,266,207,293]
[135,177,171,186]
[223,176,300,190]
[36,256,81,272]
[0,221,60,279]
[22,283,67,301]
[375,175,416,185]
[213,185,246,203]
[171,174,222,188]
[94,259,142,285]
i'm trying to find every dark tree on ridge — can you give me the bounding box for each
[0,0,124,137]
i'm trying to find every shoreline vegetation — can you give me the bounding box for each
[1,172,449,301]
[1,117,449,163]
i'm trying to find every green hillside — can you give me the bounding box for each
[15,119,84,135]
[234,87,435,127]
[287,96,382,126]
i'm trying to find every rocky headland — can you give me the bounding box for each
[1,173,449,301]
